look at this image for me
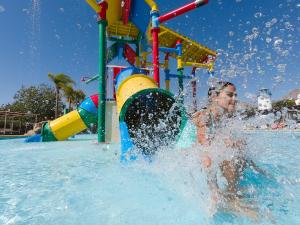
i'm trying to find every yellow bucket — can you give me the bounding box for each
[116,74,158,113]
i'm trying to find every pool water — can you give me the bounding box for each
[0,132,300,225]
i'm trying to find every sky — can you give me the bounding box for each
[0,0,299,106]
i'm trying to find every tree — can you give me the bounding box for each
[62,85,75,111]
[48,73,75,118]
[2,84,61,121]
[272,99,296,112]
[73,89,86,106]
[62,86,86,111]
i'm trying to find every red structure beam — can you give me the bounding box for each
[158,0,208,24]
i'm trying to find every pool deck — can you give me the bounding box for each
[0,134,30,140]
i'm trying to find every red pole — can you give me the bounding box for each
[98,1,108,20]
[152,27,160,85]
[158,0,208,24]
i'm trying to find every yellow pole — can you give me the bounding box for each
[145,0,158,11]
[177,56,183,70]
[145,62,164,67]
[141,52,148,67]
[166,80,170,91]
[85,0,102,13]
[208,61,215,73]
[182,61,211,69]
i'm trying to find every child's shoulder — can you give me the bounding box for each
[192,109,210,127]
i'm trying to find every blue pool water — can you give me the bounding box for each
[0,132,300,225]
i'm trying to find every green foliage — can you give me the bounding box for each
[1,72,86,122]
[73,89,86,106]
[48,73,75,90]
[62,86,86,111]
[2,84,62,121]
[62,85,75,110]
[48,73,75,118]
[272,99,296,111]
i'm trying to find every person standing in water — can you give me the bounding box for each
[192,81,261,218]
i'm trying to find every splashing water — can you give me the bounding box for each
[1,127,300,225]
[2,0,298,224]
[28,0,41,73]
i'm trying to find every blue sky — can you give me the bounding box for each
[0,0,299,105]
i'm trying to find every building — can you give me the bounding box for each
[257,88,272,112]
[295,94,300,106]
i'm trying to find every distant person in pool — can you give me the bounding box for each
[192,81,262,219]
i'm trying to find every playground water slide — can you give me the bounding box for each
[25,95,99,142]
[25,0,213,149]
[26,66,187,163]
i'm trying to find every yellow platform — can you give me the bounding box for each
[107,21,140,39]
[148,25,217,64]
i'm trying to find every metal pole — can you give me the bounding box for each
[152,27,160,85]
[97,1,108,143]
[176,41,184,93]
[151,10,160,86]
[158,0,208,23]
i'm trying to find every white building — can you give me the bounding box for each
[257,88,272,111]
[295,94,300,106]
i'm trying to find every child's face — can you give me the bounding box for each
[216,85,237,112]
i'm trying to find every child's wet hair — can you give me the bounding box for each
[208,81,235,97]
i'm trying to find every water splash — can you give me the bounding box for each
[28,0,41,74]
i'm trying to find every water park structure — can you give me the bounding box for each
[26,0,217,160]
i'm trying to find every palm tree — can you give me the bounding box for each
[62,85,76,111]
[48,73,75,118]
[73,90,86,107]
[62,86,86,111]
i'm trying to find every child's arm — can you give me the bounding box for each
[192,111,210,145]
[247,160,274,180]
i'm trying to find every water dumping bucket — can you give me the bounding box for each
[115,68,185,159]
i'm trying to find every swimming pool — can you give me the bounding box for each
[0,132,299,225]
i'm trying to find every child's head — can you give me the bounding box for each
[208,81,237,112]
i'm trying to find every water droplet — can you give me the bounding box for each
[277,64,286,73]
[271,18,278,25]
[0,5,5,13]
[274,38,283,48]
[254,12,263,18]
[266,37,272,43]
[284,22,294,31]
